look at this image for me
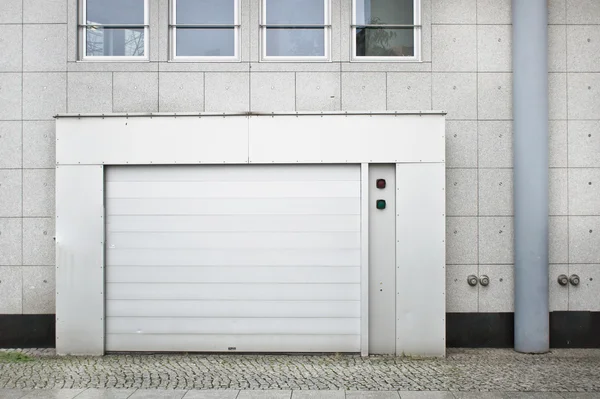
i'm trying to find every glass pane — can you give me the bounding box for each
[355,27,414,57]
[266,0,324,25]
[266,28,324,57]
[355,0,413,25]
[176,29,235,57]
[86,27,145,56]
[176,0,235,25]
[86,0,144,25]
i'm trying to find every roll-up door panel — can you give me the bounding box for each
[105,165,361,352]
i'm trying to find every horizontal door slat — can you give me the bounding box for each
[106,266,361,283]
[106,198,360,216]
[106,317,360,335]
[106,165,360,182]
[106,215,360,233]
[106,300,360,318]
[106,283,360,301]
[107,249,361,267]
[107,232,360,250]
[106,181,360,199]
[106,334,360,352]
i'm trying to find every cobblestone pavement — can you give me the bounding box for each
[0,349,599,393]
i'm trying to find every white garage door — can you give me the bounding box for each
[105,165,361,352]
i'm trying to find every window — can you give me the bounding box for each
[171,0,240,60]
[80,0,148,60]
[352,0,420,60]
[261,0,330,61]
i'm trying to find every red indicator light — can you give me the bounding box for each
[376,179,386,189]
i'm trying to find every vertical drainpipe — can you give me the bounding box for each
[512,0,550,353]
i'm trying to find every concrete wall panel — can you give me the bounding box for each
[341,73,386,111]
[0,122,22,169]
[549,264,569,311]
[0,25,23,72]
[548,25,567,72]
[23,169,55,218]
[550,216,569,264]
[479,217,513,264]
[251,72,296,112]
[478,121,512,168]
[550,120,568,168]
[23,25,67,72]
[113,72,159,113]
[0,170,22,217]
[568,120,600,167]
[0,0,22,23]
[432,73,477,120]
[549,0,567,24]
[446,264,478,312]
[549,73,568,120]
[22,266,55,314]
[23,0,67,23]
[0,266,22,314]
[568,264,600,311]
[568,73,600,119]
[446,217,478,264]
[446,121,477,168]
[205,72,250,112]
[478,73,512,120]
[477,25,512,72]
[23,121,55,169]
[23,218,55,266]
[567,26,600,72]
[476,0,511,24]
[569,217,600,263]
[446,169,477,217]
[478,169,513,216]
[0,73,23,121]
[478,264,514,312]
[67,72,113,114]
[386,73,432,111]
[550,168,568,216]
[432,25,477,72]
[569,169,600,215]
[566,0,600,24]
[23,73,67,120]
[0,218,22,266]
[158,72,205,112]
[342,72,386,111]
[296,72,341,112]
[432,0,476,24]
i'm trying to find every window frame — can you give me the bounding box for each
[351,0,421,62]
[79,0,149,61]
[260,0,331,62]
[170,0,241,62]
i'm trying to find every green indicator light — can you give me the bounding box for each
[376,199,386,210]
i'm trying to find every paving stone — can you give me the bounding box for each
[0,349,599,393]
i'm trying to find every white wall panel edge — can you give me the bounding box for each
[360,163,369,357]
[56,114,445,165]
[395,162,446,357]
[56,165,104,355]
[249,115,445,164]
